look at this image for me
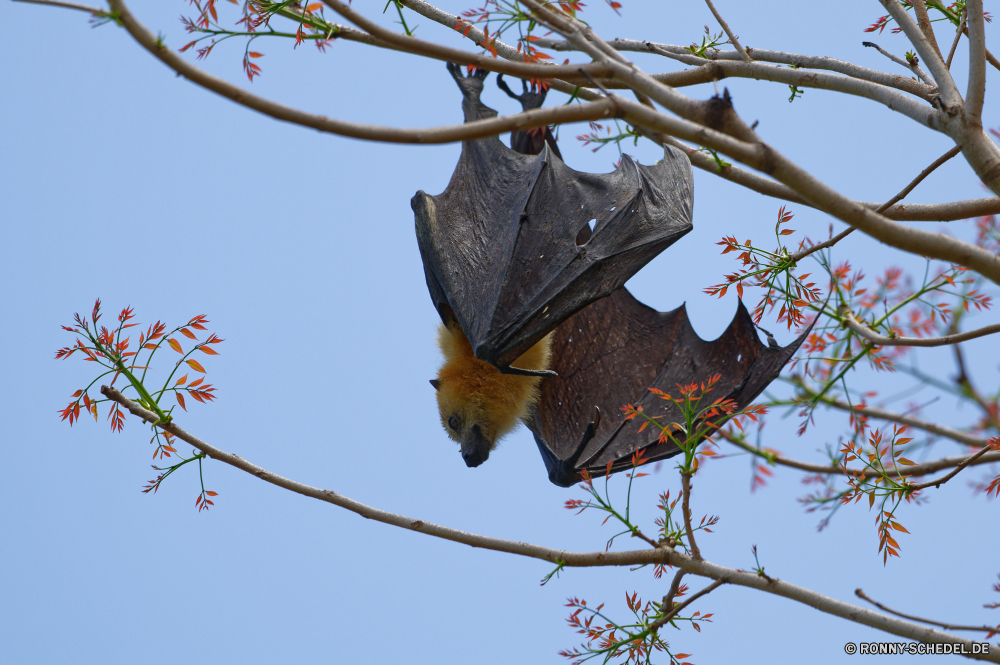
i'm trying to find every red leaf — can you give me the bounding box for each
[186,359,207,373]
[176,392,187,411]
[167,338,183,354]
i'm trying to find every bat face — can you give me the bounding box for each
[432,322,552,468]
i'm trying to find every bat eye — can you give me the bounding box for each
[448,416,461,431]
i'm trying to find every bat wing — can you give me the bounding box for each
[412,69,694,373]
[526,288,808,487]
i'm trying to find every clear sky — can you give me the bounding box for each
[2,1,997,663]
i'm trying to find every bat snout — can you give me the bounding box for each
[460,425,492,468]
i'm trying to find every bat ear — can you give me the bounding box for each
[429,379,442,391]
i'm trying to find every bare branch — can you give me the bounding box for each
[534,38,938,100]
[100,385,1000,658]
[703,0,750,62]
[612,97,1000,286]
[857,589,1000,634]
[103,0,620,144]
[862,40,935,87]
[718,429,1000,479]
[842,309,1000,348]
[787,145,959,263]
[879,0,961,106]
[945,8,968,70]
[11,0,102,13]
[966,0,987,120]
[910,0,944,62]
[792,381,989,448]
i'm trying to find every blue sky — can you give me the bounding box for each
[3,1,998,663]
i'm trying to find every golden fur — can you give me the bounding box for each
[434,322,552,449]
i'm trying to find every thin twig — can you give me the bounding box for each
[649,578,727,632]
[856,589,1000,634]
[790,145,959,262]
[906,442,999,491]
[717,428,1000,479]
[660,570,686,615]
[680,472,702,560]
[862,41,935,86]
[703,0,750,62]
[842,309,1000,348]
[98,386,1000,660]
[945,8,968,69]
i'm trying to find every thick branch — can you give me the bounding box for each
[842,309,1000,348]
[104,0,619,143]
[611,97,1000,286]
[910,0,944,62]
[100,385,1000,659]
[879,0,962,106]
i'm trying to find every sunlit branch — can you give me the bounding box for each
[532,38,938,100]
[787,145,960,263]
[879,0,961,106]
[612,97,1000,286]
[856,589,1000,635]
[100,385,1000,658]
[703,0,750,62]
[103,0,622,144]
[861,40,934,86]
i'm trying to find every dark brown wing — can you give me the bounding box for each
[412,66,694,374]
[526,288,807,487]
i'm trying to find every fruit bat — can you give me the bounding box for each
[412,64,695,377]
[415,65,806,484]
[526,288,809,487]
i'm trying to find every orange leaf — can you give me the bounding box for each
[186,359,207,373]
[176,392,187,411]
[205,491,218,496]
[180,328,197,340]
[896,458,916,465]
[198,346,219,355]
[248,51,264,58]
[175,374,188,386]
[167,338,183,354]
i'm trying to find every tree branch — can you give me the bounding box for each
[718,428,1000,479]
[703,0,750,62]
[906,441,999,492]
[103,0,620,143]
[945,8,968,70]
[879,0,961,106]
[787,145,960,263]
[649,578,727,632]
[842,309,1000,348]
[99,385,1000,659]
[910,0,944,62]
[681,472,702,560]
[862,40,934,87]
[11,0,103,13]
[856,589,1000,634]
[532,38,939,101]
[966,0,987,120]
[791,381,989,448]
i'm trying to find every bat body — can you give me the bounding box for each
[417,66,805,485]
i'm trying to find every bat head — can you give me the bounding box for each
[431,322,552,468]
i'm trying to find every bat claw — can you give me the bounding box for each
[496,364,558,378]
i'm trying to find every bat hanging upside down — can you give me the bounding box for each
[416,65,806,485]
[431,322,552,467]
